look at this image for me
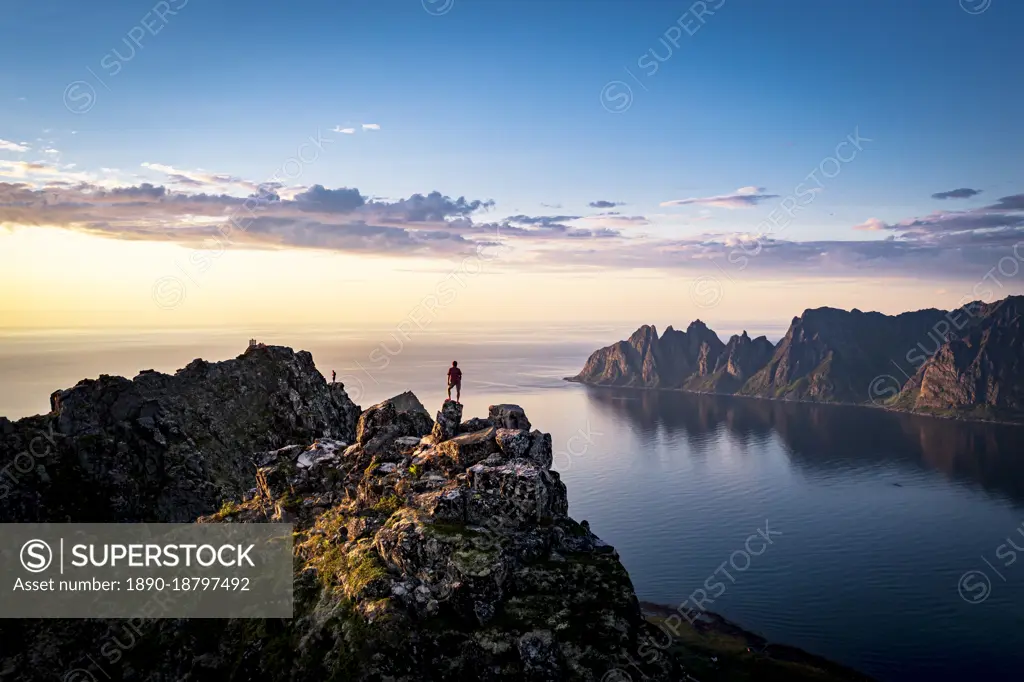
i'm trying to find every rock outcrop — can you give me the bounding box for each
[144,396,679,681]
[0,345,361,523]
[0,349,683,682]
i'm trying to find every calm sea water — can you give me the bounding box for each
[3,331,1024,681]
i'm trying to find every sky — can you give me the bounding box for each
[1,0,1023,336]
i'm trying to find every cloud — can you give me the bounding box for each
[851,201,1024,237]
[660,187,780,209]
[0,160,52,177]
[7,158,1023,283]
[506,214,581,226]
[985,193,1024,212]
[576,214,650,229]
[588,200,624,209]
[141,162,263,192]
[853,217,888,231]
[293,185,365,213]
[362,123,381,131]
[375,192,495,222]
[0,180,598,261]
[932,188,982,200]
[0,139,29,153]
[331,126,356,134]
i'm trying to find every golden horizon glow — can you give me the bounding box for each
[0,226,1014,334]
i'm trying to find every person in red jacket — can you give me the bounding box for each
[446,361,462,403]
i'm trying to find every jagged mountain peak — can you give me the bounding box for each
[570,295,1024,421]
[628,323,659,345]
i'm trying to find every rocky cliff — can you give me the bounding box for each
[738,306,948,403]
[893,296,1024,420]
[0,344,361,523]
[569,296,1024,421]
[77,395,682,681]
[0,348,684,681]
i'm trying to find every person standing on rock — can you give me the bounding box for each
[331,370,336,383]
[446,361,462,403]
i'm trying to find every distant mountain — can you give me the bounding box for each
[567,296,1024,422]
[737,306,948,403]
[689,330,776,394]
[893,296,1024,421]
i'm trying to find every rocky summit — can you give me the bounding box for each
[129,393,682,681]
[0,346,681,682]
[0,344,360,523]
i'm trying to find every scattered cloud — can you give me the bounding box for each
[362,123,381,131]
[0,139,30,153]
[660,186,781,209]
[985,193,1024,212]
[505,214,581,226]
[331,126,356,134]
[588,200,624,209]
[577,214,650,229]
[932,187,982,200]
[0,160,48,177]
[141,162,265,192]
[6,155,1022,283]
[853,217,888,231]
[0,178,624,261]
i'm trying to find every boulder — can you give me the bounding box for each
[525,430,553,468]
[495,428,531,460]
[465,460,568,528]
[435,427,499,469]
[357,391,435,452]
[488,404,532,430]
[459,416,494,433]
[418,486,466,523]
[431,399,463,442]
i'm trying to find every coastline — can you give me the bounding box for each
[640,601,876,681]
[563,377,1024,427]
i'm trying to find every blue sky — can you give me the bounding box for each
[2,0,1024,329]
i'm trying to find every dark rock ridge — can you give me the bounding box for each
[0,344,361,523]
[568,295,1024,421]
[0,350,684,681]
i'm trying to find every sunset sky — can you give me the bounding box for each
[2,0,1023,334]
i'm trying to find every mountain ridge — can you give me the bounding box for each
[567,295,1024,423]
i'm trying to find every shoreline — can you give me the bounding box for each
[640,601,876,681]
[563,377,1024,427]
